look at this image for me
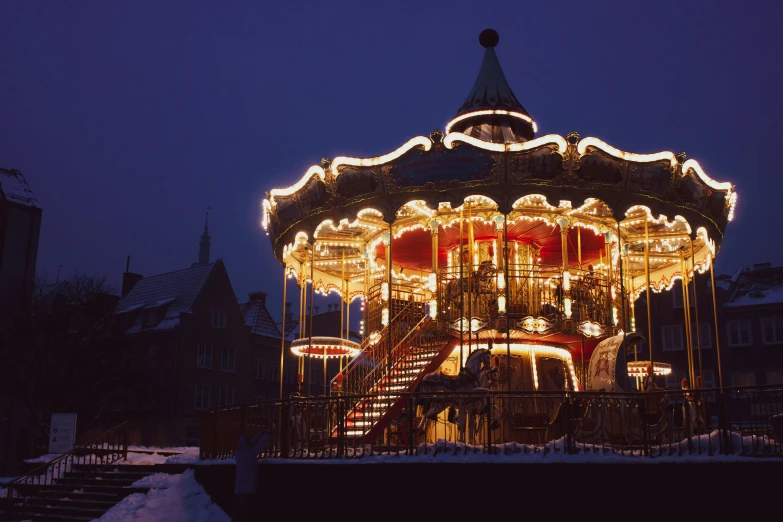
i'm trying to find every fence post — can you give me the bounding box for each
[717,391,731,455]
[280,403,290,458]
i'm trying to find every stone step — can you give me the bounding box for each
[54,477,139,487]
[64,470,152,481]
[9,499,110,519]
[26,496,119,510]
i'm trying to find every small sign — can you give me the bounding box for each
[49,413,77,453]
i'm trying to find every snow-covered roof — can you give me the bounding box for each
[0,168,38,207]
[240,299,280,338]
[113,263,216,333]
[725,285,783,308]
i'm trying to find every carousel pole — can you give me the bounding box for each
[644,217,654,380]
[680,255,695,388]
[709,260,724,391]
[344,280,349,374]
[279,264,288,400]
[307,242,315,398]
[690,240,704,383]
[467,202,475,356]
[617,222,627,348]
[387,223,393,380]
[298,262,305,394]
[503,215,511,393]
[341,251,346,375]
[577,226,582,269]
[459,206,464,371]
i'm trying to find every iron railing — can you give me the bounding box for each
[200,386,783,460]
[4,420,129,519]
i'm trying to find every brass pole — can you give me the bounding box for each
[467,202,474,356]
[690,241,704,383]
[644,218,654,377]
[577,226,582,269]
[504,215,511,394]
[710,260,724,391]
[459,207,464,370]
[682,255,695,388]
[307,244,314,398]
[341,250,346,340]
[279,264,288,400]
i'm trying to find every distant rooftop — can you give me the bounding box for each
[0,168,39,207]
[240,292,281,338]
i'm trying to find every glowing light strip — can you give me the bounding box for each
[444,109,538,135]
[269,165,326,206]
[443,132,505,152]
[330,136,432,175]
[728,192,737,222]
[507,134,568,153]
[471,342,580,392]
[681,159,733,192]
[577,137,677,167]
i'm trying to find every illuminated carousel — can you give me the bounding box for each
[262,29,736,444]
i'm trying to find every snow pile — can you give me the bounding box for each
[97,469,229,522]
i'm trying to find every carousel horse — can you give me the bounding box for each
[453,362,501,443]
[445,261,497,316]
[414,348,493,434]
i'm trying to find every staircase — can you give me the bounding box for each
[332,304,454,443]
[4,464,154,521]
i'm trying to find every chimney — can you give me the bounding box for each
[248,292,267,305]
[121,256,143,297]
[753,262,772,271]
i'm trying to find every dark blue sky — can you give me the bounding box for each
[2,1,781,323]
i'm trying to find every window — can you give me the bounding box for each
[761,317,783,344]
[146,344,157,368]
[254,358,262,380]
[212,310,227,329]
[701,369,716,388]
[268,362,280,382]
[218,386,236,407]
[252,395,266,402]
[665,370,688,389]
[767,370,783,385]
[731,371,756,387]
[691,323,712,349]
[727,320,752,347]
[220,347,236,373]
[194,385,211,410]
[197,343,213,368]
[143,308,158,327]
[284,366,294,384]
[661,325,684,351]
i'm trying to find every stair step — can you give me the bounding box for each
[54,477,138,487]
[9,500,110,519]
[64,470,152,481]
[26,496,119,510]
[13,483,149,496]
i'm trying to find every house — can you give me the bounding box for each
[720,262,783,386]
[0,167,42,325]
[108,259,252,446]
[240,291,297,401]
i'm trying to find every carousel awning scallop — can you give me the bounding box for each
[290,337,361,358]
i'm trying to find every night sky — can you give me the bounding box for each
[2,1,781,326]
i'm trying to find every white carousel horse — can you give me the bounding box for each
[414,348,494,434]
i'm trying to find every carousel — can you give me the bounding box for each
[261,29,736,446]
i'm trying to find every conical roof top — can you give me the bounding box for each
[446,29,536,143]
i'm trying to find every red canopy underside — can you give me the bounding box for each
[378,221,607,271]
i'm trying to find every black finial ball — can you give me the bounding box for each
[479,29,499,48]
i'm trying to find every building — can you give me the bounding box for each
[0,167,42,325]
[240,291,297,400]
[720,262,783,386]
[108,258,252,446]
[633,262,783,390]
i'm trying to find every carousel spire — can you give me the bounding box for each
[446,29,536,143]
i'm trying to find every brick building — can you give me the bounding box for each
[633,262,783,390]
[0,167,42,325]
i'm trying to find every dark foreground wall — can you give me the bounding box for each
[195,460,783,517]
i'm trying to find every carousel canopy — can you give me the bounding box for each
[262,29,737,310]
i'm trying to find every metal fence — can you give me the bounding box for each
[200,386,783,460]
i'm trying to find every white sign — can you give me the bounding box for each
[49,413,77,453]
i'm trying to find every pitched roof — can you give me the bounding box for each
[240,299,281,338]
[113,262,217,334]
[725,285,783,308]
[0,168,39,207]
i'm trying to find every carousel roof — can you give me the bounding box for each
[447,29,536,143]
[262,30,738,300]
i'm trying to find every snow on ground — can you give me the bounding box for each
[96,469,229,522]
